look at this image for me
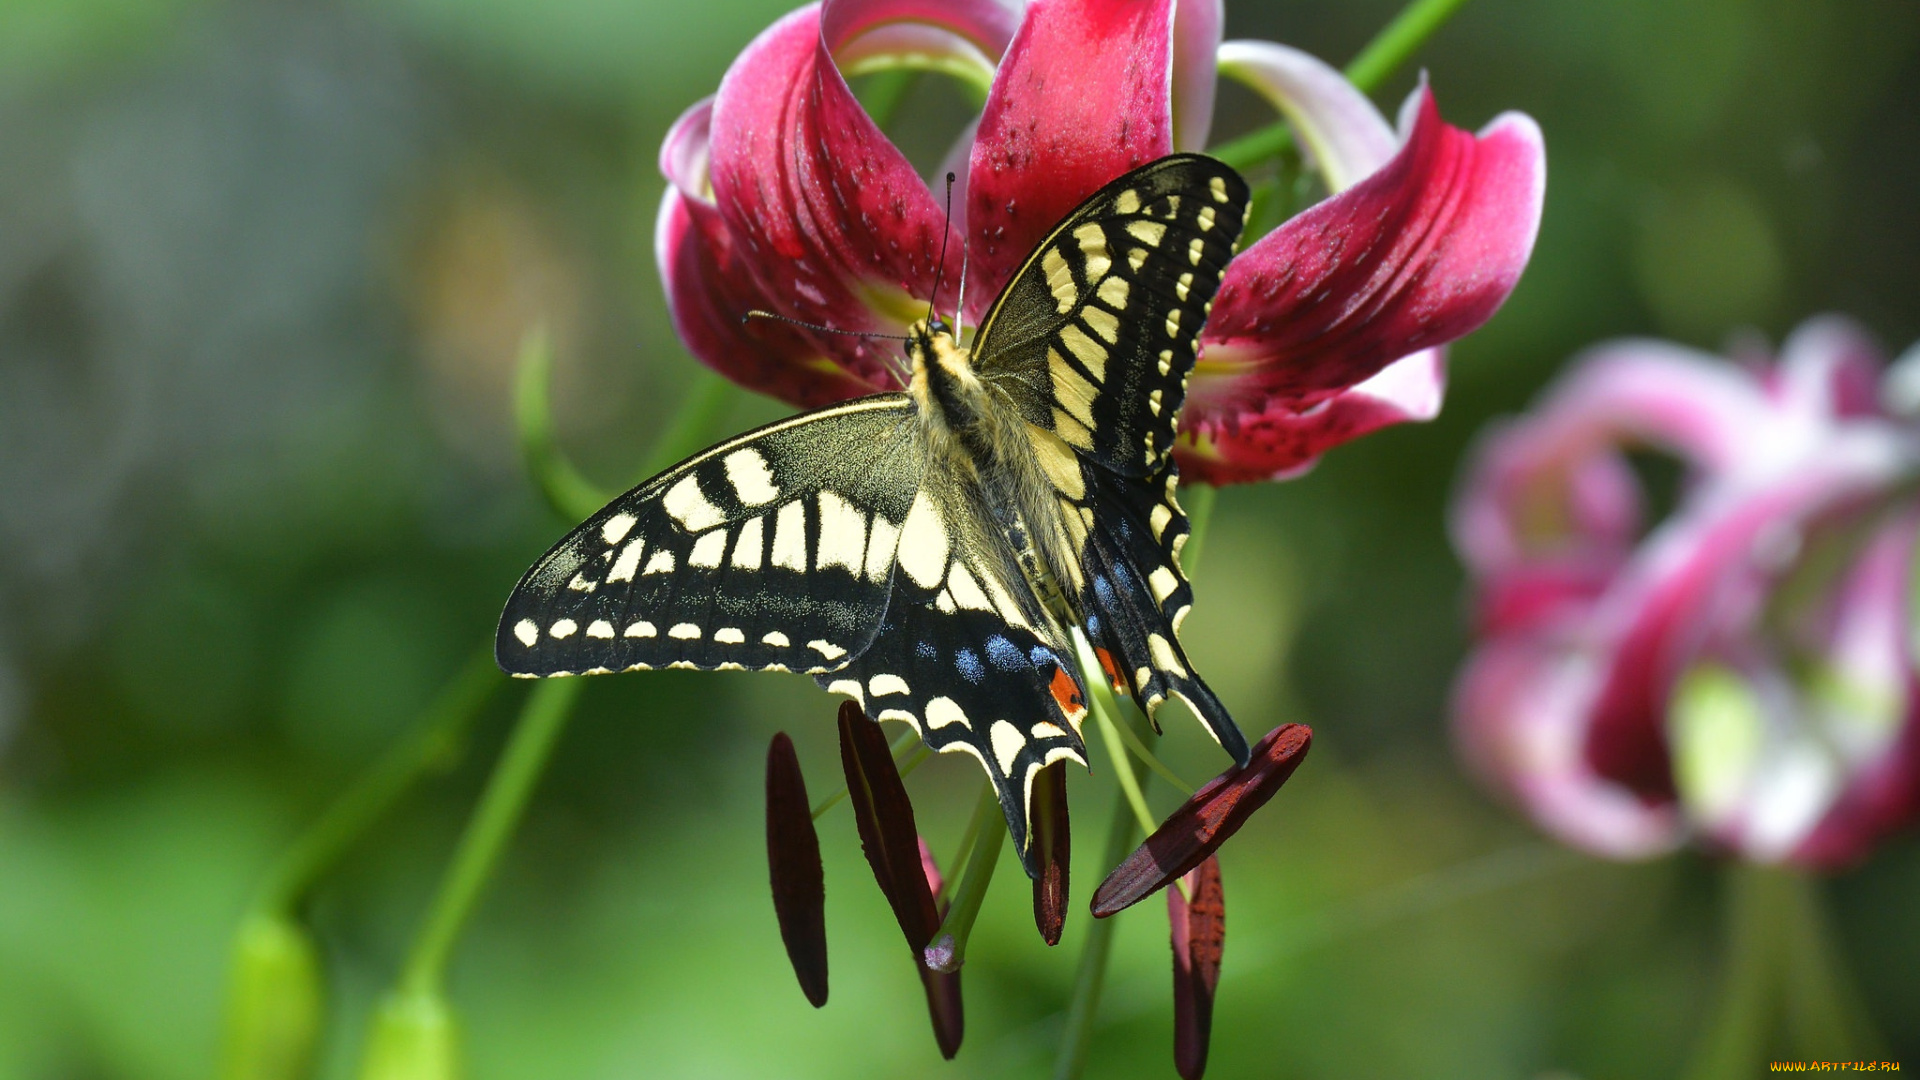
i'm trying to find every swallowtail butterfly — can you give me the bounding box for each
[498,155,1251,875]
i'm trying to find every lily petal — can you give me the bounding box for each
[1177,347,1447,484]
[658,100,874,407]
[1448,340,1774,582]
[1171,0,1223,153]
[707,3,970,395]
[1581,435,1917,803]
[1215,40,1396,191]
[1189,88,1544,428]
[765,732,829,1008]
[966,0,1180,306]
[1092,724,1310,917]
[1451,634,1686,858]
[1168,856,1224,1080]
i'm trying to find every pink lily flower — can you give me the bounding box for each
[656,0,1545,482]
[1451,316,1920,868]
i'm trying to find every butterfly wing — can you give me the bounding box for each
[813,473,1091,873]
[969,154,1248,477]
[497,395,923,677]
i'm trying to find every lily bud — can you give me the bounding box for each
[765,732,828,1007]
[221,911,324,1080]
[357,989,460,1080]
[1093,724,1311,916]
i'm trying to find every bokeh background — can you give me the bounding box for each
[2,0,1917,1076]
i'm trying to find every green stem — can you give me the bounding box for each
[514,329,612,523]
[935,789,990,910]
[398,677,585,995]
[1342,0,1473,96]
[1178,482,1217,578]
[1053,708,1154,1080]
[924,781,1007,972]
[1211,0,1475,172]
[259,649,501,913]
[1683,863,1788,1080]
[1779,869,1882,1058]
[1075,632,1158,839]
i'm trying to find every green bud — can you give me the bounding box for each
[221,912,325,1080]
[357,989,461,1080]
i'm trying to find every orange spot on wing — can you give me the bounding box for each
[1095,647,1129,696]
[1049,665,1087,720]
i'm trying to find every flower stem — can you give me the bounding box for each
[398,677,585,995]
[1210,0,1475,172]
[516,327,735,523]
[1343,0,1473,95]
[1053,705,1154,1080]
[1178,482,1217,577]
[1075,631,1159,840]
[1682,863,1830,1080]
[924,781,1007,972]
[514,328,611,523]
[258,648,502,913]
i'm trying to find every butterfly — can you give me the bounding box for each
[497,154,1251,875]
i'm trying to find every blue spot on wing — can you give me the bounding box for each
[915,640,937,660]
[955,649,985,682]
[985,635,1028,671]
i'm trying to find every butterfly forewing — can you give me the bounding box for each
[971,155,1249,477]
[498,396,923,677]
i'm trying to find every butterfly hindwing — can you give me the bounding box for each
[819,598,1088,875]
[1079,467,1250,766]
[497,395,923,677]
[971,155,1249,476]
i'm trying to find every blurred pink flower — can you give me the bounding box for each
[656,0,1545,483]
[1451,316,1920,868]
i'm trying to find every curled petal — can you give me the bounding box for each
[1190,88,1545,425]
[708,4,963,396]
[658,103,872,407]
[1168,856,1224,1080]
[765,733,829,1008]
[965,0,1179,307]
[1448,341,1772,581]
[1773,315,1888,420]
[1031,760,1071,946]
[1092,725,1310,917]
[1170,0,1223,153]
[1176,347,1446,483]
[1215,40,1396,191]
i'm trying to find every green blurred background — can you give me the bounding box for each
[2,0,1917,1076]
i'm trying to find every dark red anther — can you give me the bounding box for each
[765,732,827,1007]
[1031,760,1071,946]
[1092,724,1310,917]
[1169,856,1225,1080]
[837,702,963,1056]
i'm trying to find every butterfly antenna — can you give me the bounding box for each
[925,171,957,325]
[741,310,911,343]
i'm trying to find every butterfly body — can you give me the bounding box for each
[498,155,1251,872]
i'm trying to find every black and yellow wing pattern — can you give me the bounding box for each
[498,154,1251,875]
